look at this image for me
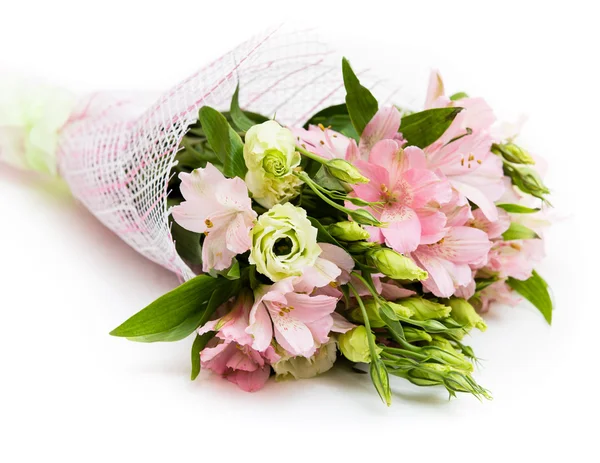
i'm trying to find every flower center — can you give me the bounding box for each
[262,150,289,177]
[273,237,293,256]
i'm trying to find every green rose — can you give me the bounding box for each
[249,203,321,281]
[243,120,303,208]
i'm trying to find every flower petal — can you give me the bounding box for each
[359,106,401,156]
[380,205,422,253]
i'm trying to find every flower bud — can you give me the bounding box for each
[349,300,385,328]
[370,358,392,406]
[367,248,428,281]
[348,208,381,226]
[347,241,379,254]
[447,298,487,332]
[328,221,370,241]
[403,326,433,343]
[492,142,535,165]
[503,163,550,200]
[339,325,382,363]
[398,297,451,321]
[420,346,473,372]
[326,159,369,184]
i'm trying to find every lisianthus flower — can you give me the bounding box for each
[200,340,279,392]
[411,226,492,298]
[423,70,505,221]
[171,163,257,272]
[246,278,339,358]
[0,77,75,175]
[244,120,303,208]
[272,338,339,380]
[250,202,323,282]
[350,140,452,254]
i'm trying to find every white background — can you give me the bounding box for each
[1,1,598,461]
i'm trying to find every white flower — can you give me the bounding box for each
[243,120,302,208]
[249,203,321,281]
[272,338,339,380]
[0,77,75,175]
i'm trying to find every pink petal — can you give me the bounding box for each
[331,312,355,333]
[381,281,416,300]
[202,228,237,272]
[272,313,317,357]
[319,243,354,274]
[425,70,446,109]
[417,209,448,245]
[359,106,401,157]
[404,168,453,208]
[380,205,421,253]
[247,301,274,353]
[412,252,455,298]
[225,213,253,254]
[228,366,271,392]
[368,139,406,186]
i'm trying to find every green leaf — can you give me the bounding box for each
[342,57,379,136]
[171,220,202,266]
[230,85,256,132]
[110,275,239,342]
[304,103,359,141]
[198,106,247,179]
[502,222,540,240]
[497,203,541,214]
[190,332,214,380]
[399,107,463,148]
[450,92,469,101]
[507,270,553,324]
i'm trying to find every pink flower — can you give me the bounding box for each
[475,280,521,313]
[423,71,504,221]
[295,243,354,295]
[171,163,257,272]
[246,278,339,358]
[358,106,402,158]
[291,125,358,161]
[350,140,452,254]
[200,340,278,392]
[485,239,545,281]
[411,226,492,298]
[198,292,279,392]
[469,208,511,240]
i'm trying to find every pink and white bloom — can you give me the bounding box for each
[198,292,279,392]
[485,239,545,281]
[247,278,339,358]
[411,226,492,298]
[350,140,452,253]
[358,106,403,158]
[172,163,257,272]
[200,340,278,392]
[423,71,505,221]
[475,280,521,313]
[292,125,358,161]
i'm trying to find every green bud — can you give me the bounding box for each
[399,297,451,320]
[403,326,433,343]
[447,298,487,332]
[347,241,379,254]
[348,208,381,226]
[370,358,392,406]
[386,301,414,318]
[349,300,385,328]
[328,221,370,241]
[503,162,550,200]
[366,248,428,281]
[326,159,369,184]
[420,346,473,372]
[492,142,535,164]
[339,325,382,363]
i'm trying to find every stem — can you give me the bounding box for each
[295,172,351,217]
[296,145,327,164]
[348,283,380,364]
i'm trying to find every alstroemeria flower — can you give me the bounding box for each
[200,340,279,392]
[423,70,505,221]
[358,106,402,158]
[294,242,354,294]
[485,239,545,281]
[473,280,521,313]
[292,125,359,161]
[246,278,338,358]
[350,140,452,254]
[411,226,492,298]
[171,163,257,273]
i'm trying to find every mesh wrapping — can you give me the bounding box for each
[56,27,418,281]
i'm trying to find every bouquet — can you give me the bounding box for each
[0,28,552,405]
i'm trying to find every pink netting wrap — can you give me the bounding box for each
[56,27,418,281]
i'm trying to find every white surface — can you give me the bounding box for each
[0,1,598,461]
